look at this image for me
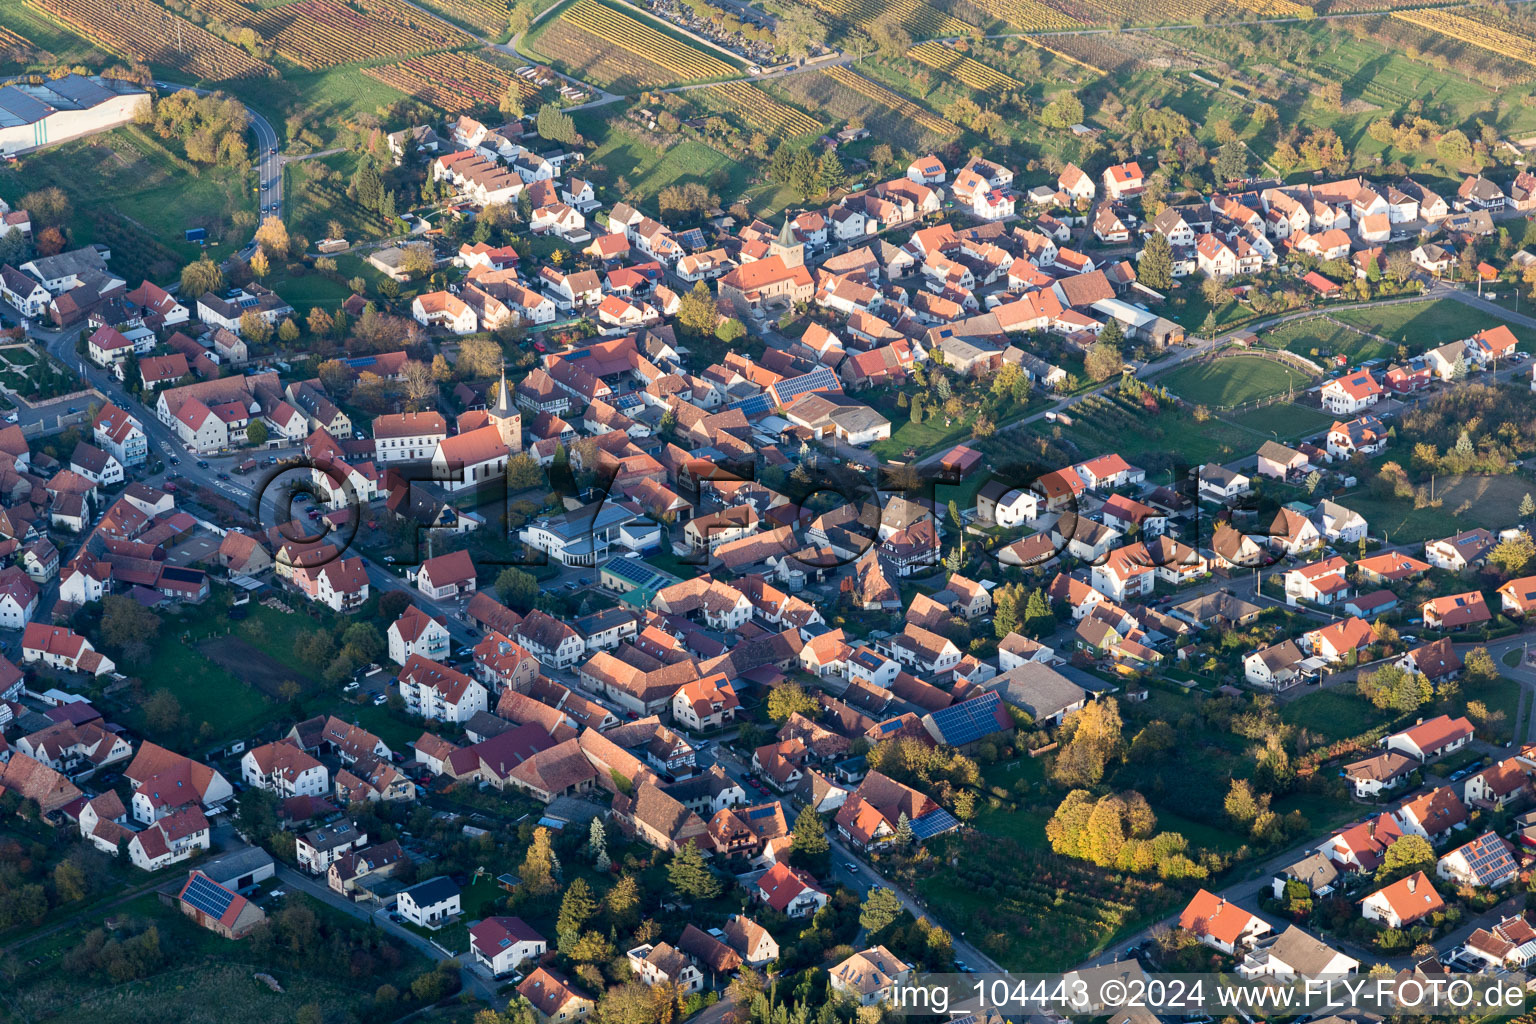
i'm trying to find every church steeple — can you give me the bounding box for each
[770,214,805,269]
[490,359,521,450]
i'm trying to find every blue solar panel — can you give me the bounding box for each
[182,873,236,919]
[928,692,1006,747]
[909,809,960,840]
[728,393,773,418]
[747,805,777,820]
[773,367,838,404]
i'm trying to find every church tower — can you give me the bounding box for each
[769,216,804,269]
[490,361,522,451]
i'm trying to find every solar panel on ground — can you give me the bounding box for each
[909,809,960,840]
[181,873,236,919]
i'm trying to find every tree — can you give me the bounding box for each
[143,690,185,734]
[1040,93,1084,130]
[500,82,525,119]
[676,281,719,336]
[1224,779,1259,826]
[277,318,300,344]
[1359,663,1432,712]
[250,249,270,279]
[307,307,334,338]
[246,419,269,447]
[1138,232,1173,291]
[1490,533,1535,575]
[605,874,640,923]
[495,567,539,611]
[556,877,597,954]
[667,842,721,899]
[254,216,291,259]
[240,311,273,345]
[893,812,914,844]
[101,593,161,664]
[1376,834,1434,884]
[1023,588,1053,636]
[520,827,560,896]
[790,805,828,858]
[53,860,88,902]
[993,584,1018,639]
[766,683,818,723]
[1084,342,1122,382]
[536,103,579,146]
[402,359,436,410]
[1053,699,1124,788]
[1464,646,1498,684]
[859,887,903,935]
[180,257,223,298]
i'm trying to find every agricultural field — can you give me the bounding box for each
[0,125,255,284]
[0,25,44,63]
[365,51,536,112]
[1160,353,1314,408]
[963,0,1078,31]
[793,0,973,39]
[1021,32,1208,74]
[24,0,274,79]
[1391,7,1536,73]
[696,81,823,137]
[184,0,472,69]
[907,41,1023,90]
[770,67,959,149]
[408,0,509,33]
[525,0,738,89]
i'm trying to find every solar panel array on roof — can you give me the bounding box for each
[909,808,960,840]
[771,367,839,406]
[747,805,777,820]
[675,228,707,251]
[927,692,1006,747]
[181,872,237,920]
[602,554,674,588]
[727,392,773,418]
[1463,834,1516,883]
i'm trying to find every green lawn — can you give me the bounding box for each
[1160,354,1314,409]
[1329,300,1536,352]
[1279,684,1385,743]
[1224,402,1336,441]
[1458,677,1523,745]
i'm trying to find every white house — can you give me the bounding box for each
[470,916,547,976]
[241,740,329,797]
[397,656,489,723]
[397,876,461,929]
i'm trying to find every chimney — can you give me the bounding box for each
[1406,876,1418,893]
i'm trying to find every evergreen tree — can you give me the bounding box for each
[859,887,903,934]
[790,806,828,858]
[816,150,846,194]
[588,818,608,863]
[894,812,914,844]
[667,842,721,899]
[1521,493,1535,519]
[1023,588,1052,635]
[993,584,1018,639]
[1138,232,1173,291]
[556,878,596,954]
[605,874,641,924]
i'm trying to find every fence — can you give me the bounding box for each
[1177,345,1325,412]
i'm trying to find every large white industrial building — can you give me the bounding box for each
[0,75,150,157]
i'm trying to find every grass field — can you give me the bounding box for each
[1033,394,1268,468]
[1279,684,1384,742]
[1224,402,1337,441]
[1338,472,1535,544]
[1329,300,1536,351]
[0,126,255,284]
[1161,354,1314,408]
